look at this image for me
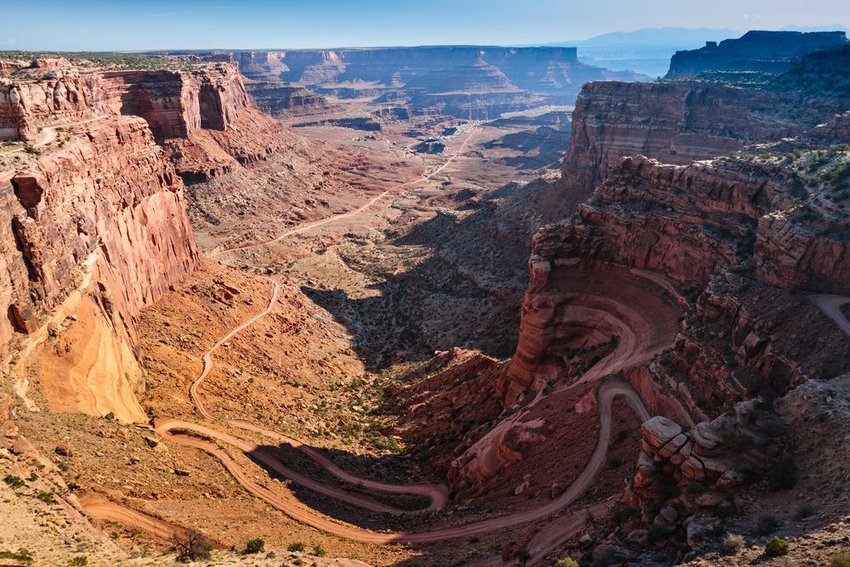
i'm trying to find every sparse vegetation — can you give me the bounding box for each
[173,530,212,562]
[554,558,579,567]
[832,550,850,567]
[36,491,55,504]
[68,556,88,566]
[286,541,305,552]
[0,550,33,563]
[720,533,745,555]
[312,545,326,557]
[23,144,41,155]
[244,537,265,554]
[764,536,790,557]
[3,474,25,488]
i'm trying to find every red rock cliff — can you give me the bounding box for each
[560,80,850,204]
[2,115,198,422]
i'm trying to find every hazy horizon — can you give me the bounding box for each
[2,0,849,52]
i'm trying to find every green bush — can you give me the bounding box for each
[244,537,265,554]
[23,144,40,155]
[554,558,580,567]
[68,556,88,566]
[313,545,327,557]
[0,550,33,563]
[286,541,305,552]
[36,491,55,504]
[765,536,790,557]
[832,550,850,567]
[3,475,25,488]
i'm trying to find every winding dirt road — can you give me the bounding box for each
[160,376,651,543]
[183,277,448,514]
[77,493,190,541]
[82,122,659,552]
[189,279,281,420]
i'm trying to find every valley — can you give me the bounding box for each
[1,27,850,567]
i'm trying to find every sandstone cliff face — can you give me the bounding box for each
[2,116,198,422]
[1,62,254,144]
[0,73,107,141]
[0,59,254,421]
[503,150,850,409]
[560,80,849,202]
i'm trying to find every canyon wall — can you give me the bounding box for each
[560,72,850,205]
[220,46,646,119]
[0,60,276,421]
[1,62,253,143]
[2,116,198,422]
[504,144,850,412]
[666,30,848,79]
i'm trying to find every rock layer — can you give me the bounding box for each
[560,78,850,202]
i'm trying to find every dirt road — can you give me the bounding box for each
[211,124,478,257]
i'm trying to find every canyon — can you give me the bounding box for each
[0,28,849,567]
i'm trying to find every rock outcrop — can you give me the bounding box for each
[0,59,286,421]
[503,148,850,412]
[665,30,848,79]
[560,77,850,202]
[1,116,197,422]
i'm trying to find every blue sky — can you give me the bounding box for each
[2,0,849,51]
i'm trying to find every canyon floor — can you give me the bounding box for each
[3,103,585,565]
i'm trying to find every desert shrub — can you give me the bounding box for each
[764,536,789,557]
[244,537,265,554]
[832,550,850,567]
[755,514,782,536]
[3,474,25,488]
[173,530,212,562]
[68,556,88,566]
[36,491,54,504]
[720,533,745,555]
[554,558,580,567]
[23,144,40,155]
[286,541,304,552]
[312,545,326,557]
[0,550,33,563]
[767,458,797,492]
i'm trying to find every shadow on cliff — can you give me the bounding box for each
[299,180,548,371]
[300,173,593,371]
[482,125,571,170]
[245,440,440,534]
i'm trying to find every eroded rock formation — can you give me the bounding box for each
[224,46,646,119]
[560,76,850,202]
[0,59,279,421]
